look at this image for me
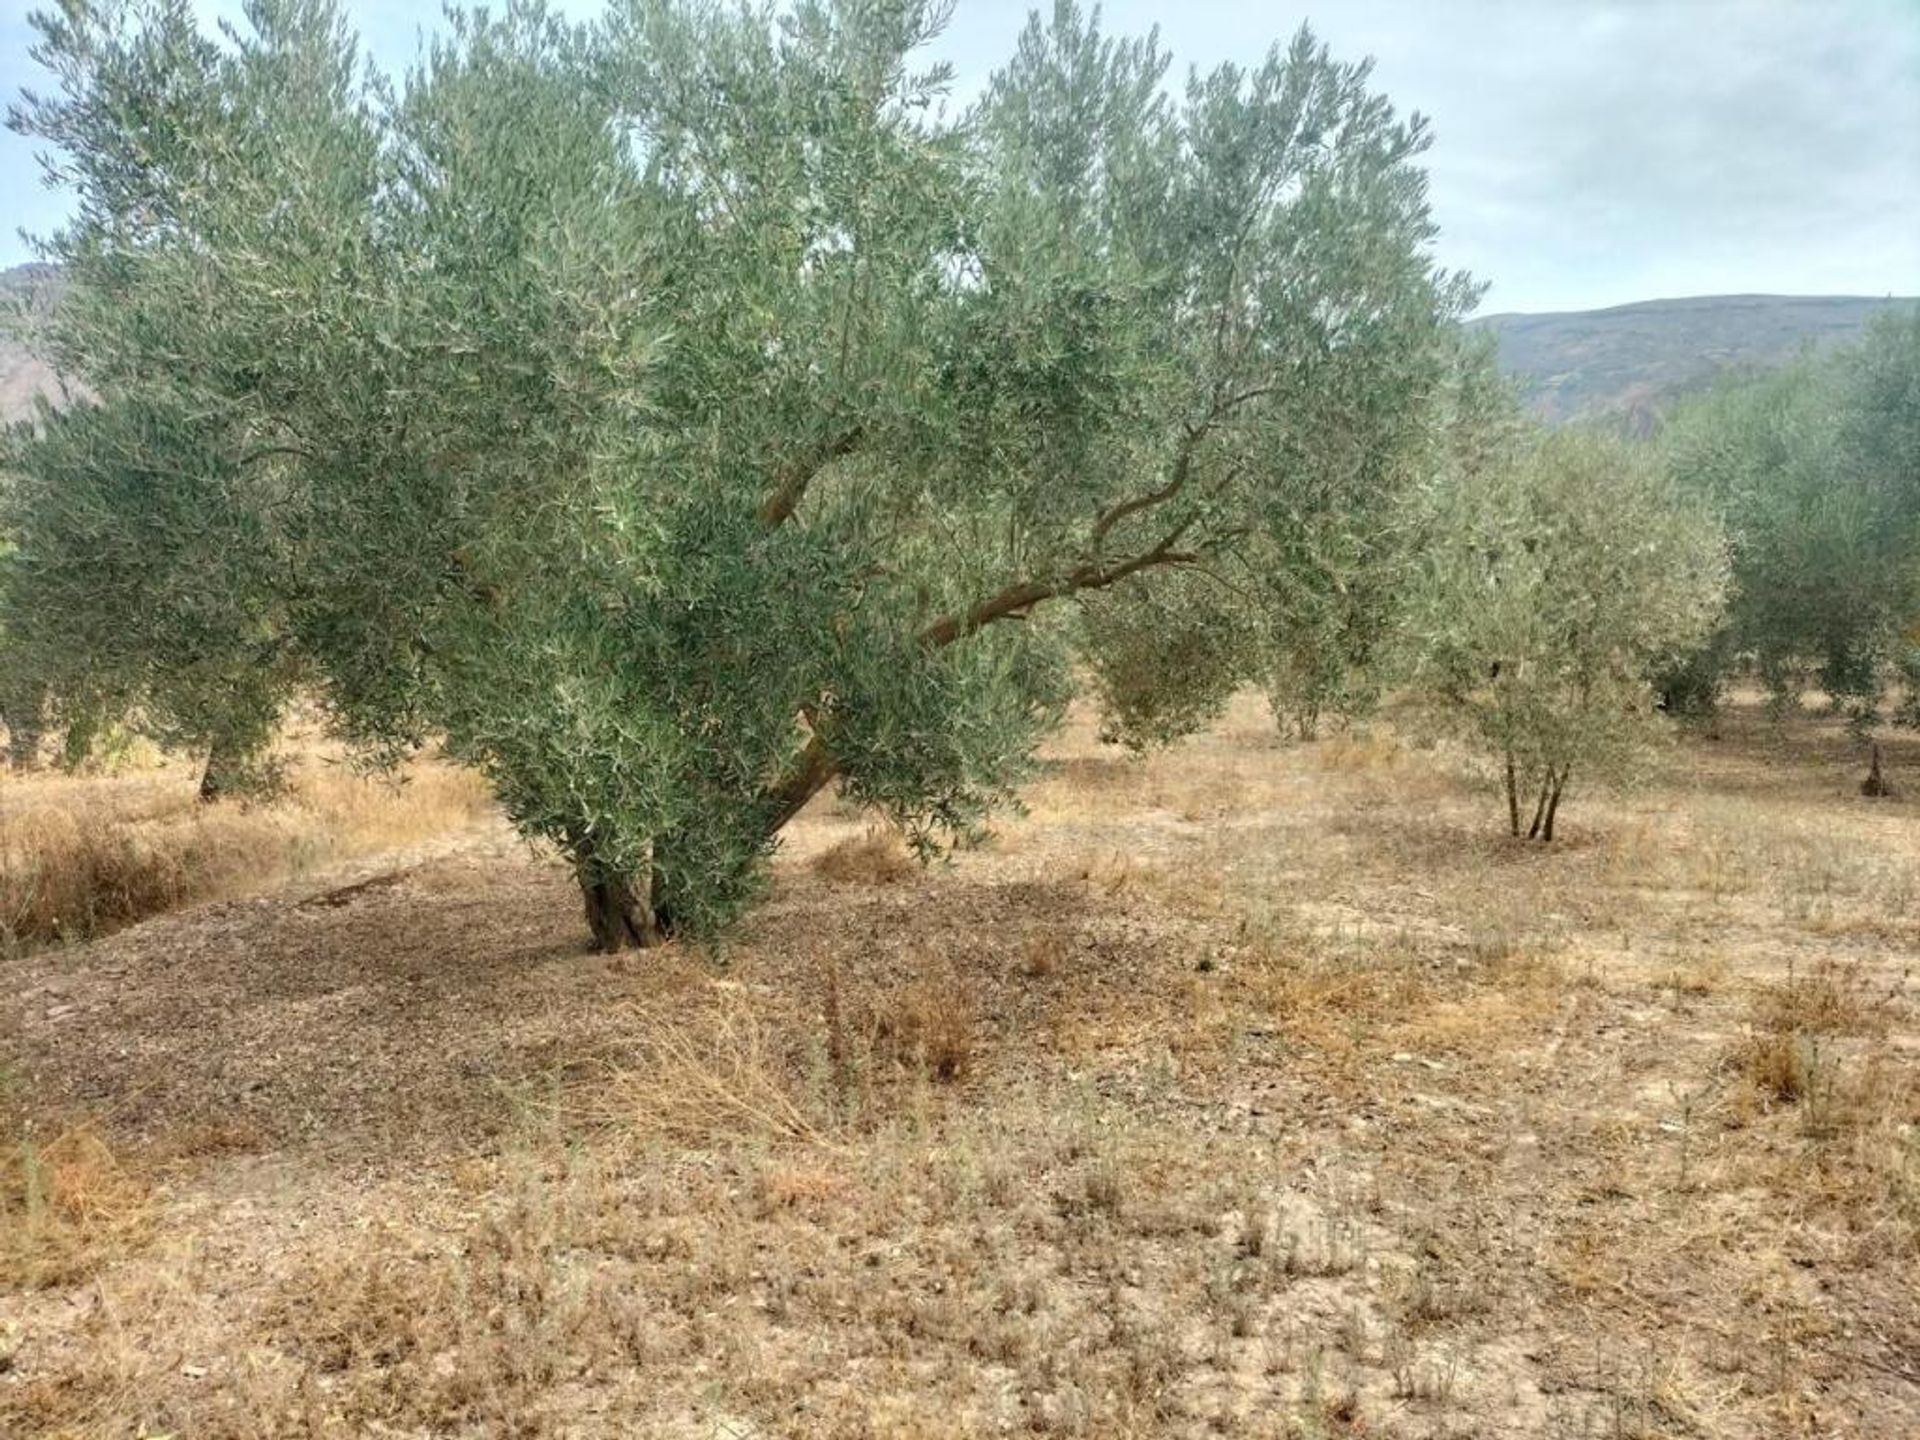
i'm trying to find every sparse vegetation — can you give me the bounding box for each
[0,742,492,952]
[0,691,1913,1439]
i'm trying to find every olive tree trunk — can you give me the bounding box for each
[576,861,670,953]
[1504,748,1521,837]
[1521,765,1569,842]
[1540,766,1568,842]
[60,709,98,773]
[1525,774,1551,840]
[2,685,46,771]
[197,735,251,803]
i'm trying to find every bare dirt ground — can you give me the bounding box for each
[2,695,1915,1438]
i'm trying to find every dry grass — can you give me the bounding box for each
[863,965,978,1084]
[2,690,1917,1439]
[810,823,920,885]
[589,957,981,1155]
[0,748,493,952]
[0,1113,148,1290]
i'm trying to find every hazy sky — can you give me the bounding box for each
[2,0,1915,314]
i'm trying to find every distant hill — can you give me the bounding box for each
[1469,294,1919,432]
[0,263,65,424]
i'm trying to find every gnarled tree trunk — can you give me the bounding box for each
[577,861,669,952]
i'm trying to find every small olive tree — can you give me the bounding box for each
[1401,428,1728,840]
[12,0,1471,946]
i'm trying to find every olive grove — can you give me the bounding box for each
[1661,310,1920,723]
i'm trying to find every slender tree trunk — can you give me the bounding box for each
[576,860,668,953]
[60,710,98,774]
[2,686,45,771]
[1541,766,1567,842]
[1526,774,1551,840]
[1504,748,1521,837]
[1861,742,1892,798]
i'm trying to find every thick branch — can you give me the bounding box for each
[765,731,838,832]
[760,523,1199,830]
[919,522,1199,648]
[757,425,864,529]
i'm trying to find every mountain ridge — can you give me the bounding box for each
[1468,292,1918,429]
[0,263,66,423]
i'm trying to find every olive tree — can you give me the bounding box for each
[1081,331,1509,750]
[1401,428,1728,840]
[11,0,1472,947]
[2,398,296,797]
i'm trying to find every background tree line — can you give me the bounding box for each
[1657,311,1920,727]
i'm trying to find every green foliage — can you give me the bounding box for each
[2,397,294,792]
[1663,312,1920,720]
[1080,568,1251,751]
[8,0,1469,945]
[1078,330,1509,753]
[1251,333,1515,740]
[1401,427,1728,838]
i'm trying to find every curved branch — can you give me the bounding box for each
[759,517,1204,826]
[758,393,1261,827]
[919,520,1198,648]
[757,424,864,528]
[1090,383,1271,556]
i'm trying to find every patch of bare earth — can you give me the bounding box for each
[2,695,1914,1437]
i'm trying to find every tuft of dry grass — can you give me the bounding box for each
[1722,958,1919,1252]
[0,752,492,953]
[865,967,977,1083]
[810,825,919,885]
[0,1116,149,1289]
[592,959,981,1158]
[604,983,844,1147]
[1730,958,1900,1109]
